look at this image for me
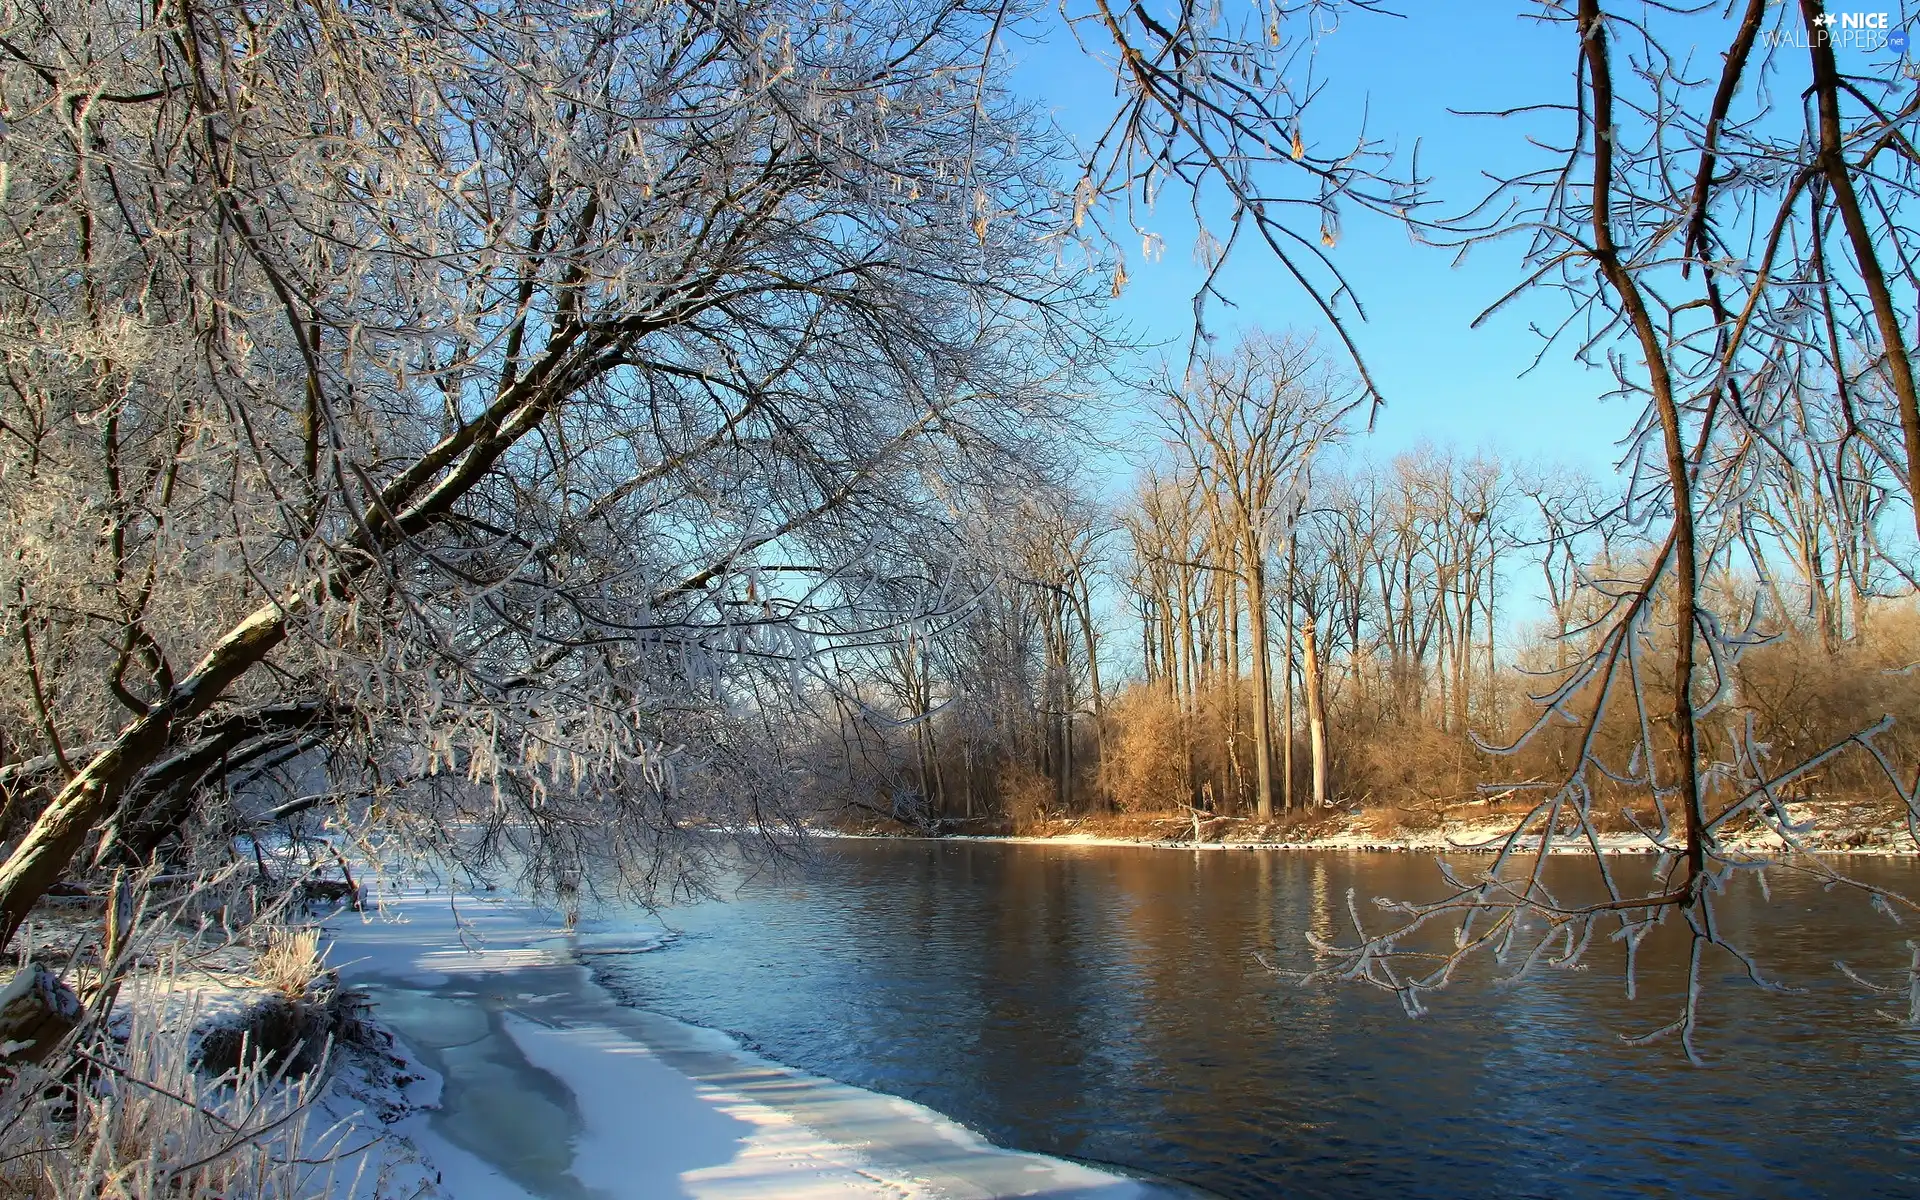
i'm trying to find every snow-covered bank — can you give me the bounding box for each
[324,882,1183,1199]
[835,827,1674,855]
[818,806,1919,857]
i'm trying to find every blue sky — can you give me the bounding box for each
[992,4,1620,649]
[1011,4,1630,485]
[1008,2,1911,491]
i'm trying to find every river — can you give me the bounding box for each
[583,840,1920,1199]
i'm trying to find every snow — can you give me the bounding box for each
[308,1033,452,1200]
[835,807,1919,857]
[501,1014,913,1199]
[322,881,1171,1199]
[921,827,1669,855]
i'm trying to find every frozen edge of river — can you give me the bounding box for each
[322,882,1185,1200]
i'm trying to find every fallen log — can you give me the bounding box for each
[0,962,82,1068]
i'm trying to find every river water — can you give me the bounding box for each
[584,840,1920,1199]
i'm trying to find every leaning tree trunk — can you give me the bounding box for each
[0,603,292,950]
[0,329,573,948]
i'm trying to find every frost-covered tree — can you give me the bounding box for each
[1300,0,1920,1057]
[0,0,1401,935]
[0,0,1115,933]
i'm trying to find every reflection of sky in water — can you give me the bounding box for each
[588,844,1920,1200]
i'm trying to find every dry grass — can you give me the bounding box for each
[249,927,325,1000]
[0,967,354,1200]
[1352,806,1428,840]
[994,762,1055,833]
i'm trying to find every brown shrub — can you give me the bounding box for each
[1100,685,1188,812]
[996,761,1055,832]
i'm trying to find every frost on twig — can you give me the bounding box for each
[0,0,1147,923]
[1282,0,1920,1059]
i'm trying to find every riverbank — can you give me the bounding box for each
[323,878,1182,1198]
[820,797,1916,856]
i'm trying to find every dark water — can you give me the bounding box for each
[586,841,1920,1199]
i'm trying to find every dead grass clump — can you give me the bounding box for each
[0,972,352,1200]
[1073,812,1194,840]
[1351,805,1443,839]
[197,927,354,1078]
[193,992,343,1078]
[249,927,324,1000]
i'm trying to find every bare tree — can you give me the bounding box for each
[1155,330,1352,816]
[1303,0,1920,1059]
[0,0,1113,937]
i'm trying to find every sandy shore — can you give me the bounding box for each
[322,882,1182,1199]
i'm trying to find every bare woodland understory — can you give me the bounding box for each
[0,0,1916,1109]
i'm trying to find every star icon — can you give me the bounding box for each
[1813,12,1834,26]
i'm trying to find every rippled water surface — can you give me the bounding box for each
[587,842,1920,1198]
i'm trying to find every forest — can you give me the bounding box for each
[806,330,1920,835]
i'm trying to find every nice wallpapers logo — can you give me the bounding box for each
[1767,11,1908,52]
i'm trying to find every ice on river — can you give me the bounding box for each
[325,881,1170,1199]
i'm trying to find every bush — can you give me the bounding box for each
[996,761,1055,831]
[1100,685,1188,813]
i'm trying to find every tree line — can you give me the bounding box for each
[805,329,1919,837]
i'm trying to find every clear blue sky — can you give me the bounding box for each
[1007,3,1902,486]
[1008,4,1625,483]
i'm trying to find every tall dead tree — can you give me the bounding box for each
[1157,331,1352,817]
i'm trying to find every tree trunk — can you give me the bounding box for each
[1485,539,1499,734]
[962,738,974,819]
[1223,568,1242,812]
[1246,550,1275,820]
[0,602,291,949]
[1072,577,1109,809]
[1281,538,1296,810]
[1177,564,1200,804]
[1303,620,1329,809]
[927,716,947,820]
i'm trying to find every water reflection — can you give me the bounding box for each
[590,843,1920,1199]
